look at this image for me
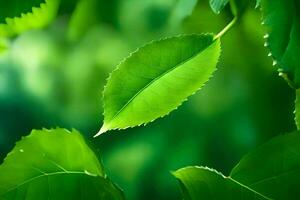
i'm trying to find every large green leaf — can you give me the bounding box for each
[0,0,60,37]
[0,128,124,200]
[97,34,221,136]
[174,131,300,199]
[173,167,268,199]
[209,0,229,14]
[260,0,300,87]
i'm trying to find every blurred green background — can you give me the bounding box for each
[0,0,295,199]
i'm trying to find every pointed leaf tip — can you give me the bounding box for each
[94,125,108,138]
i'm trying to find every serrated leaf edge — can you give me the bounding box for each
[95,33,221,137]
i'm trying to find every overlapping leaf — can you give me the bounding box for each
[260,0,300,87]
[97,34,221,136]
[0,128,124,200]
[174,131,300,199]
[209,0,229,14]
[0,0,60,37]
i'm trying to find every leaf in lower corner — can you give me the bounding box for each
[0,0,60,37]
[230,131,300,200]
[174,131,300,200]
[173,167,267,199]
[0,128,124,200]
[260,0,300,87]
[97,34,221,135]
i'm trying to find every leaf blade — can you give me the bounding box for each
[209,0,229,14]
[173,166,268,199]
[0,128,124,200]
[260,0,300,87]
[98,34,221,135]
[174,131,300,200]
[0,0,60,37]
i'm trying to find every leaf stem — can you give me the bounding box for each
[214,17,237,40]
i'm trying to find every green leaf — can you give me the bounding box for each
[256,0,261,8]
[97,34,221,136]
[229,0,250,17]
[67,0,102,41]
[209,0,229,14]
[168,0,198,28]
[173,167,268,199]
[174,131,300,200]
[260,0,300,87]
[0,128,124,200]
[0,37,9,53]
[0,0,60,37]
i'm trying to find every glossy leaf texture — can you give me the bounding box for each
[260,0,300,87]
[174,131,300,200]
[0,0,60,37]
[0,128,124,200]
[209,0,229,14]
[97,34,221,136]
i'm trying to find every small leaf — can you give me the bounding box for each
[260,0,300,87]
[174,131,300,199]
[209,0,229,14]
[0,128,124,200]
[97,34,221,135]
[0,0,60,37]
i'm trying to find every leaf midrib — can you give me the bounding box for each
[227,177,272,200]
[106,38,216,126]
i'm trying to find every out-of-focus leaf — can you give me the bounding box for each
[0,128,124,200]
[174,131,300,199]
[0,0,60,37]
[229,0,250,17]
[0,37,9,53]
[96,34,221,136]
[67,0,102,41]
[260,0,300,87]
[168,0,198,28]
[209,0,229,14]
[256,0,261,8]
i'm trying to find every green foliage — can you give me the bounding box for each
[97,34,221,135]
[0,0,299,199]
[173,167,268,199]
[168,0,198,29]
[0,0,60,37]
[0,128,124,200]
[174,131,300,200]
[67,0,102,41]
[209,0,229,14]
[229,0,250,17]
[260,0,300,87]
